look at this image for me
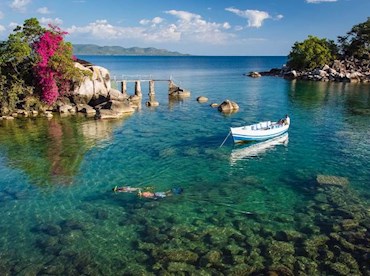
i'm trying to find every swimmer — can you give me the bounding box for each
[112,186,141,193]
[138,187,184,199]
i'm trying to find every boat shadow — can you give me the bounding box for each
[230,133,289,163]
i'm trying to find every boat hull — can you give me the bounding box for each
[230,121,289,143]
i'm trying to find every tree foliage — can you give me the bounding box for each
[0,18,86,114]
[0,18,44,113]
[287,35,337,70]
[338,17,370,59]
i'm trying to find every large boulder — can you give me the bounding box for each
[218,100,239,113]
[247,71,261,78]
[197,96,208,103]
[72,63,112,104]
[168,81,191,97]
[98,103,134,119]
[108,88,127,101]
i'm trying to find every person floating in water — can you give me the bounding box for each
[112,186,183,199]
[112,186,141,193]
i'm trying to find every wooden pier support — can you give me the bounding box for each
[146,80,159,107]
[120,80,127,94]
[135,81,142,98]
[149,80,155,96]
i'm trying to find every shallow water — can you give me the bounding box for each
[0,56,369,275]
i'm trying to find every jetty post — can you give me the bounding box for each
[146,80,159,107]
[135,80,142,98]
[149,80,155,96]
[120,80,127,97]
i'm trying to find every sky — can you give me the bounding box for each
[0,0,369,56]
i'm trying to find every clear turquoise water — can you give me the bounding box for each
[0,56,369,275]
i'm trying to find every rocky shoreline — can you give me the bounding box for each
[247,58,370,83]
[0,60,191,121]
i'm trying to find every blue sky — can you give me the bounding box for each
[0,0,369,55]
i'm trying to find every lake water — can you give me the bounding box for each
[0,56,369,275]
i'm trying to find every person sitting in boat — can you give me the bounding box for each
[278,115,290,125]
[284,114,290,125]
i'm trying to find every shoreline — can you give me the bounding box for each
[248,58,370,83]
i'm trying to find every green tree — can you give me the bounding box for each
[338,17,370,59]
[287,35,337,70]
[0,18,44,113]
[0,18,86,114]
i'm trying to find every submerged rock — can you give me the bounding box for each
[167,262,196,273]
[161,249,199,263]
[316,175,349,187]
[199,250,222,267]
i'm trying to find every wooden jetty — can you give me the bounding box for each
[112,77,190,106]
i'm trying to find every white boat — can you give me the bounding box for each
[230,133,289,163]
[230,115,290,143]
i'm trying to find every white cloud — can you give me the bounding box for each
[223,22,231,30]
[152,17,164,25]
[37,7,51,14]
[68,20,130,39]
[306,0,337,3]
[40,17,63,26]
[0,25,6,33]
[226,7,280,28]
[10,0,31,12]
[140,17,164,26]
[68,11,234,45]
[164,10,233,43]
[0,11,4,19]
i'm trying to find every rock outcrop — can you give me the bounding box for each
[197,96,208,103]
[245,72,261,78]
[169,81,191,97]
[60,62,134,119]
[218,100,239,113]
[255,58,370,83]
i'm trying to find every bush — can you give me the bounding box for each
[0,18,86,115]
[287,35,337,70]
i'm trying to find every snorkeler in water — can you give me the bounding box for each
[113,186,183,199]
[138,187,184,199]
[112,186,141,193]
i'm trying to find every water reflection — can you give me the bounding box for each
[230,133,289,164]
[0,116,128,186]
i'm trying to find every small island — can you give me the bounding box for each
[248,18,369,83]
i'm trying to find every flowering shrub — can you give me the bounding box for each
[33,26,76,105]
[0,18,87,114]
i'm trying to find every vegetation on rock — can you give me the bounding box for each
[287,35,337,70]
[287,18,369,71]
[0,18,86,115]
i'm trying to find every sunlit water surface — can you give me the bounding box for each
[0,56,369,275]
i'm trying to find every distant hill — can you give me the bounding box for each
[73,44,189,56]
